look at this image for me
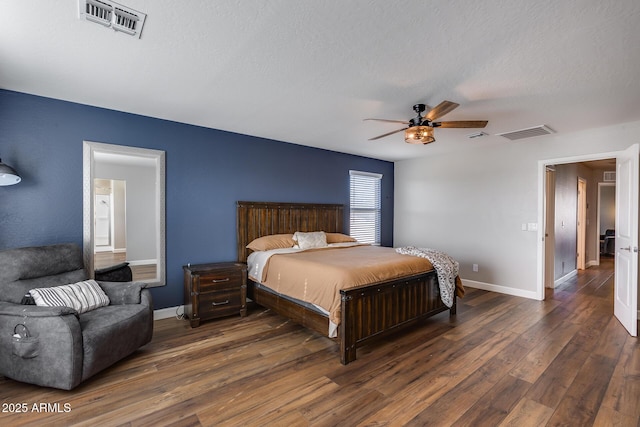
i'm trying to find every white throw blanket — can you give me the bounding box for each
[395,246,458,308]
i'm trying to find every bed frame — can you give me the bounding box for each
[237,201,455,364]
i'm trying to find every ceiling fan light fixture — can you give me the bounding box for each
[405,126,435,145]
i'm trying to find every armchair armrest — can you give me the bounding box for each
[97,281,148,305]
[0,302,78,318]
[0,302,83,390]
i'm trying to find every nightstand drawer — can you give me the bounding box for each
[197,270,243,292]
[199,289,243,319]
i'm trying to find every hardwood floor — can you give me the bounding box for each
[1,258,638,426]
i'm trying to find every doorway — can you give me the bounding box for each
[577,177,587,270]
[538,147,637,336]
[543,159,616,287]
[598,182,616,264]
[93,178,127,260]
[544,167,556,288]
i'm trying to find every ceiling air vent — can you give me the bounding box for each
[497,125,555,141]
[83,0,112,26]
[112,6,143,35]
[78,0,146,38]
[603,171,616,182]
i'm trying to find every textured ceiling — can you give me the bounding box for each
[1,0,639,161]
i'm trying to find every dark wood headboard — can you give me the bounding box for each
[236,201,344,262]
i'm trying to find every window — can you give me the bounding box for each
[349,170,382,245]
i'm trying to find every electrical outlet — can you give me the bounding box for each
[472,264,479,272]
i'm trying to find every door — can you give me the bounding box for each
[545,168,556,288]
[577,178,587,270]
[614,144,638,336]
[94,194,111,248]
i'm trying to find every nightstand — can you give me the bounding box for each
[183,262,247,328]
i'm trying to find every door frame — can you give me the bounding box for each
[544,167,556,288]
[577,177,587,270]
[537,147,637,301]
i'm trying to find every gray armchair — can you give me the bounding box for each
[0,243,153,390]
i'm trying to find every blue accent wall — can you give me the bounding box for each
[0,90,394,309]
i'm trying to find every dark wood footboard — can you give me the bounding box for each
[339,270,453,364]
[237,201,456,365]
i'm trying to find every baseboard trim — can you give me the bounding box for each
[154,305,182,320]
[128,259,157,266]
[586,259,599,268]
[461,279,540,301]
[554,269,578,288]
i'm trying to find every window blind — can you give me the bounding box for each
[349,170,382,245]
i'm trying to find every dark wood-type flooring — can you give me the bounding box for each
[1,257,638,426]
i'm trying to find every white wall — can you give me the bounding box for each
[394,120,640,299]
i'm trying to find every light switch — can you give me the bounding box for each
[527,223,538,231]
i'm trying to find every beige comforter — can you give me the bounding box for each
[254,245,436,326]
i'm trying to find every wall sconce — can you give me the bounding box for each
[0,158,21,186]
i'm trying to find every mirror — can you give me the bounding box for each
[83,141,166,287]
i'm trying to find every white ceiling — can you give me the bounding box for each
[1,0,639,162]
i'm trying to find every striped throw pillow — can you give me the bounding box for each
[29,280,110,314]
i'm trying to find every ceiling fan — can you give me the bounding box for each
[364,101,488,144]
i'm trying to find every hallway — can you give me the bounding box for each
[549,256,614,299]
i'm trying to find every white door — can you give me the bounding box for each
[94,194,111,247]
[614,144,638,336]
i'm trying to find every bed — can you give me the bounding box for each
[237,201,459,364]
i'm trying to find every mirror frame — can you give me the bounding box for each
[83,141,166,287]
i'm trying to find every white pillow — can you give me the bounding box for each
[29,280,110,314]
[293,231,328,249]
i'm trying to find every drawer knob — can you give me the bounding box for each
[212,300,230,306]
[212,278,230,283]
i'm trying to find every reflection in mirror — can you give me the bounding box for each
[94,179,125,250]
[83,141,166,287]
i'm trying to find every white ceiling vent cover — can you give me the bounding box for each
[78,0,146,38]
[82,0,112,26]
[497,125,555,141]
[603,171,616,182]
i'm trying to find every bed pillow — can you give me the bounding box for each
[293,231,328,249]
[325,233,358,244]
[29,280,110,314]
[247,234,296,251]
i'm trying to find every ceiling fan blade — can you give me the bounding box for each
[425,100,459,121]
[364,118,411,124]
[434,120,488,128]
[368,127,407,141]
